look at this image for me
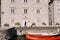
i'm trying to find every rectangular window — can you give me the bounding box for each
[36,9,40,13]
[36,0,40,3]
[24,0,27,3]
[24,9,27,14]
[11,0,15,3]
[11,7,15,14]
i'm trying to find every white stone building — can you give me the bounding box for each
[53,0,60,26]
[49,0,60,26]
[1,0,49,28]
[48,0,54,26]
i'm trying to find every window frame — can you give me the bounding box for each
[11,0,15,3]
[24,9,27,14]
[10,7,16,14]
[24,0,27,3]
[36,0,40,3]
[36,9,40,14]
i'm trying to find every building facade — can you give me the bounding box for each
[49,0,54,26]
[53,0,60,26]
[48,0,60,26]
[1,0,49,28]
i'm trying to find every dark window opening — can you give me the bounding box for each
[36,9,40,13]
[36,0,40,3]
[11,0,15,3]
[24,0,27,3]
[11,7,15,14]
[24,9,27,14]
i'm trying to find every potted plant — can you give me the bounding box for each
[4,23,9,27]
[31,23,36,27]
[42,22,46,25]
[15,22,21,27]
[56,23,60,25]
